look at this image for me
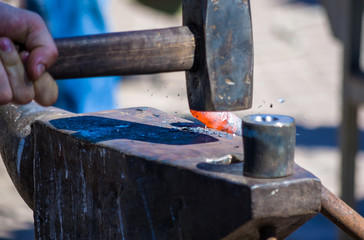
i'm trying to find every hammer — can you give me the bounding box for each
[47,0,254,112]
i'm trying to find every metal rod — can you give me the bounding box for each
[48,26,196,79]
[321,185,364,239]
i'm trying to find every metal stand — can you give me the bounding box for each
[322,0,364,238]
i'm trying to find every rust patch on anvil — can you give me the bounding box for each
[42,107,243,170]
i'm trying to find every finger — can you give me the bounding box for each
[0,37,35,104]
[22,12,58,80]
[33,72,58,106]
[0,4,58,80]
[0,59,12,104]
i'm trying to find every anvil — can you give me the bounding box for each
[0,103,321,239]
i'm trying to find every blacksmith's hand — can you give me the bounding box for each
[0,2,58,106]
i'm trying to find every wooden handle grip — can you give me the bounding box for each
[48,26,196,79]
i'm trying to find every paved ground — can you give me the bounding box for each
[0,0,363,239]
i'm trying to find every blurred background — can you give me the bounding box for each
[0,0,364,239]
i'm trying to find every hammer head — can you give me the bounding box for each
[183,0,253,111]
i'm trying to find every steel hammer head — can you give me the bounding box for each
[183,0,253,111]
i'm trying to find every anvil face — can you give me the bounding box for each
[31,107,320,239]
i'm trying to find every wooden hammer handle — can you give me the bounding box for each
[48,26,196,79]
[321,185,364,239]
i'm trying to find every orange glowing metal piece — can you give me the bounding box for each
[190,110,242,136]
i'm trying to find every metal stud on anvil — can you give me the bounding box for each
[242,114,296,178]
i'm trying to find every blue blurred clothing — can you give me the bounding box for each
[27,0,120,113]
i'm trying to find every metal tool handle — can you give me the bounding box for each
[48,26,196,79]
[321,185,364,239]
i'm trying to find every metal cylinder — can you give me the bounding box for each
[242,114,295,178]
